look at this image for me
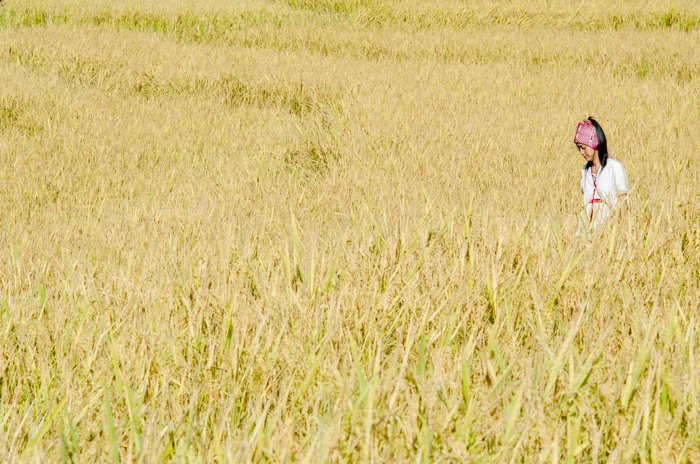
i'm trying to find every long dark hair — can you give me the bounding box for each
[587,117,608,170]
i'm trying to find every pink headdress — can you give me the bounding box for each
[573,119,599,150]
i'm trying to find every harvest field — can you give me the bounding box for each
[1,0,700,461]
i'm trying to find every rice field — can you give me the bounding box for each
[1,0,700,461]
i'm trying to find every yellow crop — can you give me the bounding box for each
[1,0,699,461]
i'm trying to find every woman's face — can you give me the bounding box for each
[576,144,596,163]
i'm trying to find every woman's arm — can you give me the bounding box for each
[613,162,629,217]
[614,162,628,196]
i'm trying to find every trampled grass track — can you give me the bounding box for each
[1,0,700,461]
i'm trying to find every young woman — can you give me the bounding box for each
[574,118,628,228]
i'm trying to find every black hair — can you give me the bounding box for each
[587,117,608,170]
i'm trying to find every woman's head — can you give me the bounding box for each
[574,117,609,169]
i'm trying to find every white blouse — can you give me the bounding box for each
[580,158,628,227]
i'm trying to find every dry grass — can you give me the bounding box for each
[1,0,700,461]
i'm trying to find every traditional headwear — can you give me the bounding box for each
[573,119,599,150]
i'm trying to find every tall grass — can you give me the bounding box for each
[1,0,699,461]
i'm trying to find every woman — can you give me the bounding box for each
[574,117,628,229]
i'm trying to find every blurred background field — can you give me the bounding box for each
[1,0,699,461]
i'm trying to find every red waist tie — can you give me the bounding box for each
[588,198,603,221]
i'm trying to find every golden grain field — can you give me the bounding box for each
[1,0,700,461]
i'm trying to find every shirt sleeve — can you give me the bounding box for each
[580,167,586,194]
[614,162,628,194]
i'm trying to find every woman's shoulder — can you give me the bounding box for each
[604,159,626,175]
[607,158,624,169]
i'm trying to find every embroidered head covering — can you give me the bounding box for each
[573,119,599,150]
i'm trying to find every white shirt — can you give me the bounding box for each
[580,158,628,227]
